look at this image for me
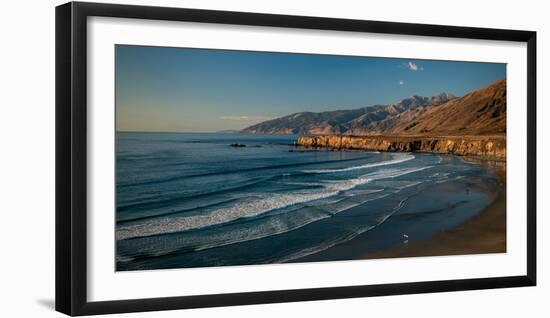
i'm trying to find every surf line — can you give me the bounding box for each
[304,153,414,174]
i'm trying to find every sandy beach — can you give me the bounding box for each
[362,159,506,260]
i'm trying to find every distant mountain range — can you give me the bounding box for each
[242,79,506,136]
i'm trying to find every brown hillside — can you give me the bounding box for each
[243,79,506,137]
[388,80,506,136]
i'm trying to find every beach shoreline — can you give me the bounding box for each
[361,159,506,260]
[287,154,506,264]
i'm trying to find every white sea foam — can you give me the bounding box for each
[279,181,323,187]
[116,165,432,240]
[119,206,333,260]
[116,181,362,240]
[195,207,331,251]
[115,255,136,262]
[303,153,414,173]
[119,191,392,259]
[274,197,409,263]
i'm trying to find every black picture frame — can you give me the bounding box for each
[55,1,537,316]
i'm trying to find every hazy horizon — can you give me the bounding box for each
[116,45,506,133]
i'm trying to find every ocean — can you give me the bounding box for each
[115,132,501,271]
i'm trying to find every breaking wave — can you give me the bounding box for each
[116,165,431,241]
[303,153,414,173]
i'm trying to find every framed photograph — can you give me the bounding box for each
[55,1,536,316]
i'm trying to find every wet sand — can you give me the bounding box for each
[362,159,506,259]
[288,156,506,264]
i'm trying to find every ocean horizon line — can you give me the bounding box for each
[116,130,305,135]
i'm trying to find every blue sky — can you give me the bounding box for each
[115,45,506,132]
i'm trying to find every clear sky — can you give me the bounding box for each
[115,45,506,132]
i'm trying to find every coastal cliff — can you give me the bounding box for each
[244,79,507,160]
[296,135,506,160]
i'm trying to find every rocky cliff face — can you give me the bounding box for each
[297,135,506,160]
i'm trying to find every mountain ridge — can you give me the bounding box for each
[242,79,505,136]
